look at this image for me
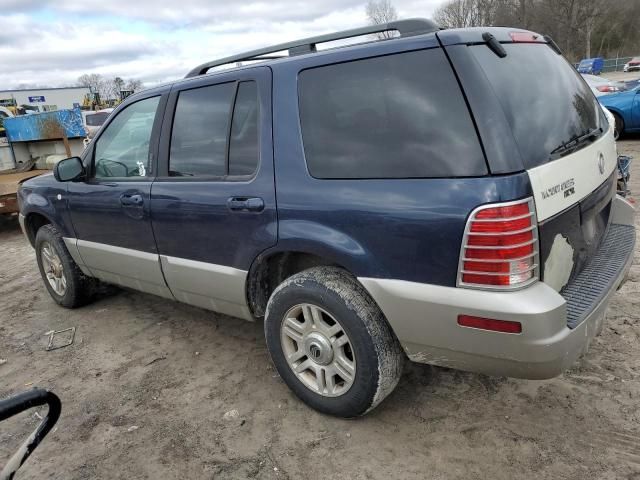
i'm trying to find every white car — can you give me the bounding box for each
[623,57,640,72]
[82,108,114,139]
[581,74,626,96]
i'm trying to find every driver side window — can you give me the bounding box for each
[94,96,160,179]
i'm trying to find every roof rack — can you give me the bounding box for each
[185,18,440,78]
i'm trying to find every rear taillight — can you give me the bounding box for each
[458,198,539,289]
[596,85,618,93]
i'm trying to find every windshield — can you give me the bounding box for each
[579,60,592,67]
[470,43,607,169]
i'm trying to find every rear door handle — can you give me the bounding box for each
[120,194,143,206]
[227,197,264,212]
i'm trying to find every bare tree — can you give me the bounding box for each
[366,0,399,39]
[433,0,640,61]
[78,74,144,104]
[434,0,499,28]
[77,73,106,98]
[125,79,144,93]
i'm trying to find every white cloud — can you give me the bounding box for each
[2,1,444,89]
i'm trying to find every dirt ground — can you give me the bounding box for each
[1,137,640,480]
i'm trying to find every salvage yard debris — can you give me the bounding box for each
[44,327,76,351]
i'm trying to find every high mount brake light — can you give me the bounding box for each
[458,198,539,289]
[509,32,544,43]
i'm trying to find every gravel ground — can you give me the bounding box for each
[603,71,640,82]
[1,136,639,480]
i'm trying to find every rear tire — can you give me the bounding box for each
[264,267,404,417]
[35,224,97,308]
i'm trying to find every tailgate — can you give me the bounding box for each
[439,30,617,291]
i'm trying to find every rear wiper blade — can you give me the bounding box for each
[550,127,602,156]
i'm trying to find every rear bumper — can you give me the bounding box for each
[360,195,635,379]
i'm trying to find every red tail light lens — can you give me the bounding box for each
[596,85,618,93]
[458,198,539,289]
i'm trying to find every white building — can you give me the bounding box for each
[0,86,90,111]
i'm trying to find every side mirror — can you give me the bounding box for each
[54,156,85,182]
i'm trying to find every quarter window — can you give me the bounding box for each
[298,49,487,179]
[94,96,160,178]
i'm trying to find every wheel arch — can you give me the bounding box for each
[23,211,56,247]
[246,247,361,318]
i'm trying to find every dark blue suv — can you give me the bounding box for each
[18,19,635,417]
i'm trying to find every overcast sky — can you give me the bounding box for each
[1,1,444,89]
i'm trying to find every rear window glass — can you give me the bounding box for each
[86,112,110,127]
[470,44,607,169]
[298,49,487,179]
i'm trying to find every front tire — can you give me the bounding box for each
[35,224,96,308]
[264,267,404,417]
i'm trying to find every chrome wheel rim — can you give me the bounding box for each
[280,303,356,397]
[41,242,66,296]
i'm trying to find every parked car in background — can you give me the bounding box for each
[82,108,113,139]
[577,57,604,75]
[17,21,635,417]
[582,74,627,96]
[599,85,640,139]
[623,57,640,72]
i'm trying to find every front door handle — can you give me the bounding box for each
[227,197,264,212]
[120,194,143,207]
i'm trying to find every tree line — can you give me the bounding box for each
[433,0,640,61]
[77,74,144,102]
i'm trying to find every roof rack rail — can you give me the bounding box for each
[185,18,439,78]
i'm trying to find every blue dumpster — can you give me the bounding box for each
[4,108,86,143]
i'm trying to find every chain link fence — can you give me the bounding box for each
[603,56,634,73]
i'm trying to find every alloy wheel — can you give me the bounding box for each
[280,303,356,397]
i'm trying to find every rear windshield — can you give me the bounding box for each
[86,112,110,127]
[298,49,487,179]
[470,44,607,169]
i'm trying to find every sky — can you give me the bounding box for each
[1,0,444,90]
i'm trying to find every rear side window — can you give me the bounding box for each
[170,82,235,177]
[170,81,259,177]
[298,49,486,179]
[229,82,259,176]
